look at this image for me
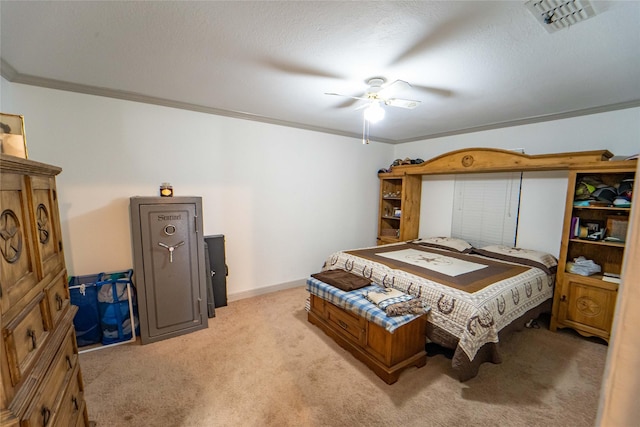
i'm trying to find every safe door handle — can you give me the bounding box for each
[158,241,185,263]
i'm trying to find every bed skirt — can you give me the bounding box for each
[428,299,553,382]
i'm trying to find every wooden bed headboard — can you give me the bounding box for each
[383,147,618,176]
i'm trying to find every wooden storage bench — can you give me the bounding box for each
[307,293,427,384]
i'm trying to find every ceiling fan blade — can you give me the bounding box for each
[354,102,374,111]
[335,97,361,109]
[379,79,452,100]
[385,98,421,109]
[325,92,368,101]
[412,84,453,98]
[389,13,477,66]
[262,58,341,79]
[377,79,412,98]
[325,92,368,109]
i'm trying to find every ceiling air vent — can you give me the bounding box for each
[525,0,596,33]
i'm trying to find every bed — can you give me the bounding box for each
[307,148,612,380]
[315,237,558,381]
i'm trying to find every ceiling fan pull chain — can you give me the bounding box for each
[362,115,370,145]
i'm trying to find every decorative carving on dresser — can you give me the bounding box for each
[1,209,22,263]
[576,296,601,317]
[36,204,50,244]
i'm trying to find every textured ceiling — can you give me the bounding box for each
[1,1,639,143]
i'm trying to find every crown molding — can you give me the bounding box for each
[0,65,395,144]
[0,59,18,81]
[2,62,637,145]
[393,100,640,144]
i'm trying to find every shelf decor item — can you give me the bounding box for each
[159,182,173,197]
[606,216,629,242]
[0,113,27,159]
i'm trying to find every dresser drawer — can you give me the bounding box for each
[324,300,367,345]
[21,328,79,426]
[55,326,80,376]
[3,292,51,386]
[53,366,85,427]
[44,270,70,328]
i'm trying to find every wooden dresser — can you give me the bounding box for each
[1,154,90,426]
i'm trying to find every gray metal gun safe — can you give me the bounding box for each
[130,197,208,344]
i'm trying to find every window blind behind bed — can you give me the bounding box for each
[451,172,523,248]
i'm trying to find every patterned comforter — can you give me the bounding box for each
[321,242,555,369]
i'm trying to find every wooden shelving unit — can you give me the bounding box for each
[551,161,636,342]
[377,174,421,245]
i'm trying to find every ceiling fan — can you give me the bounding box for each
[325,77,422,122]
[326,77,422,144]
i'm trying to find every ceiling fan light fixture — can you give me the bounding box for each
[364,101,385,123]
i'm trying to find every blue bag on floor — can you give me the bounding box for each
[96,270,139,345]
[68,274,103,346]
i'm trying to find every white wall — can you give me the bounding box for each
[393,108,640,256]
[1,79,394,297]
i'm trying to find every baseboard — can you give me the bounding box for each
[227,279,306,302]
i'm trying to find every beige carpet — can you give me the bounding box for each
[79,286,607,427]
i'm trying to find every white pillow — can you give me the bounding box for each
[473,245,558,274]
[412,236,473,253]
